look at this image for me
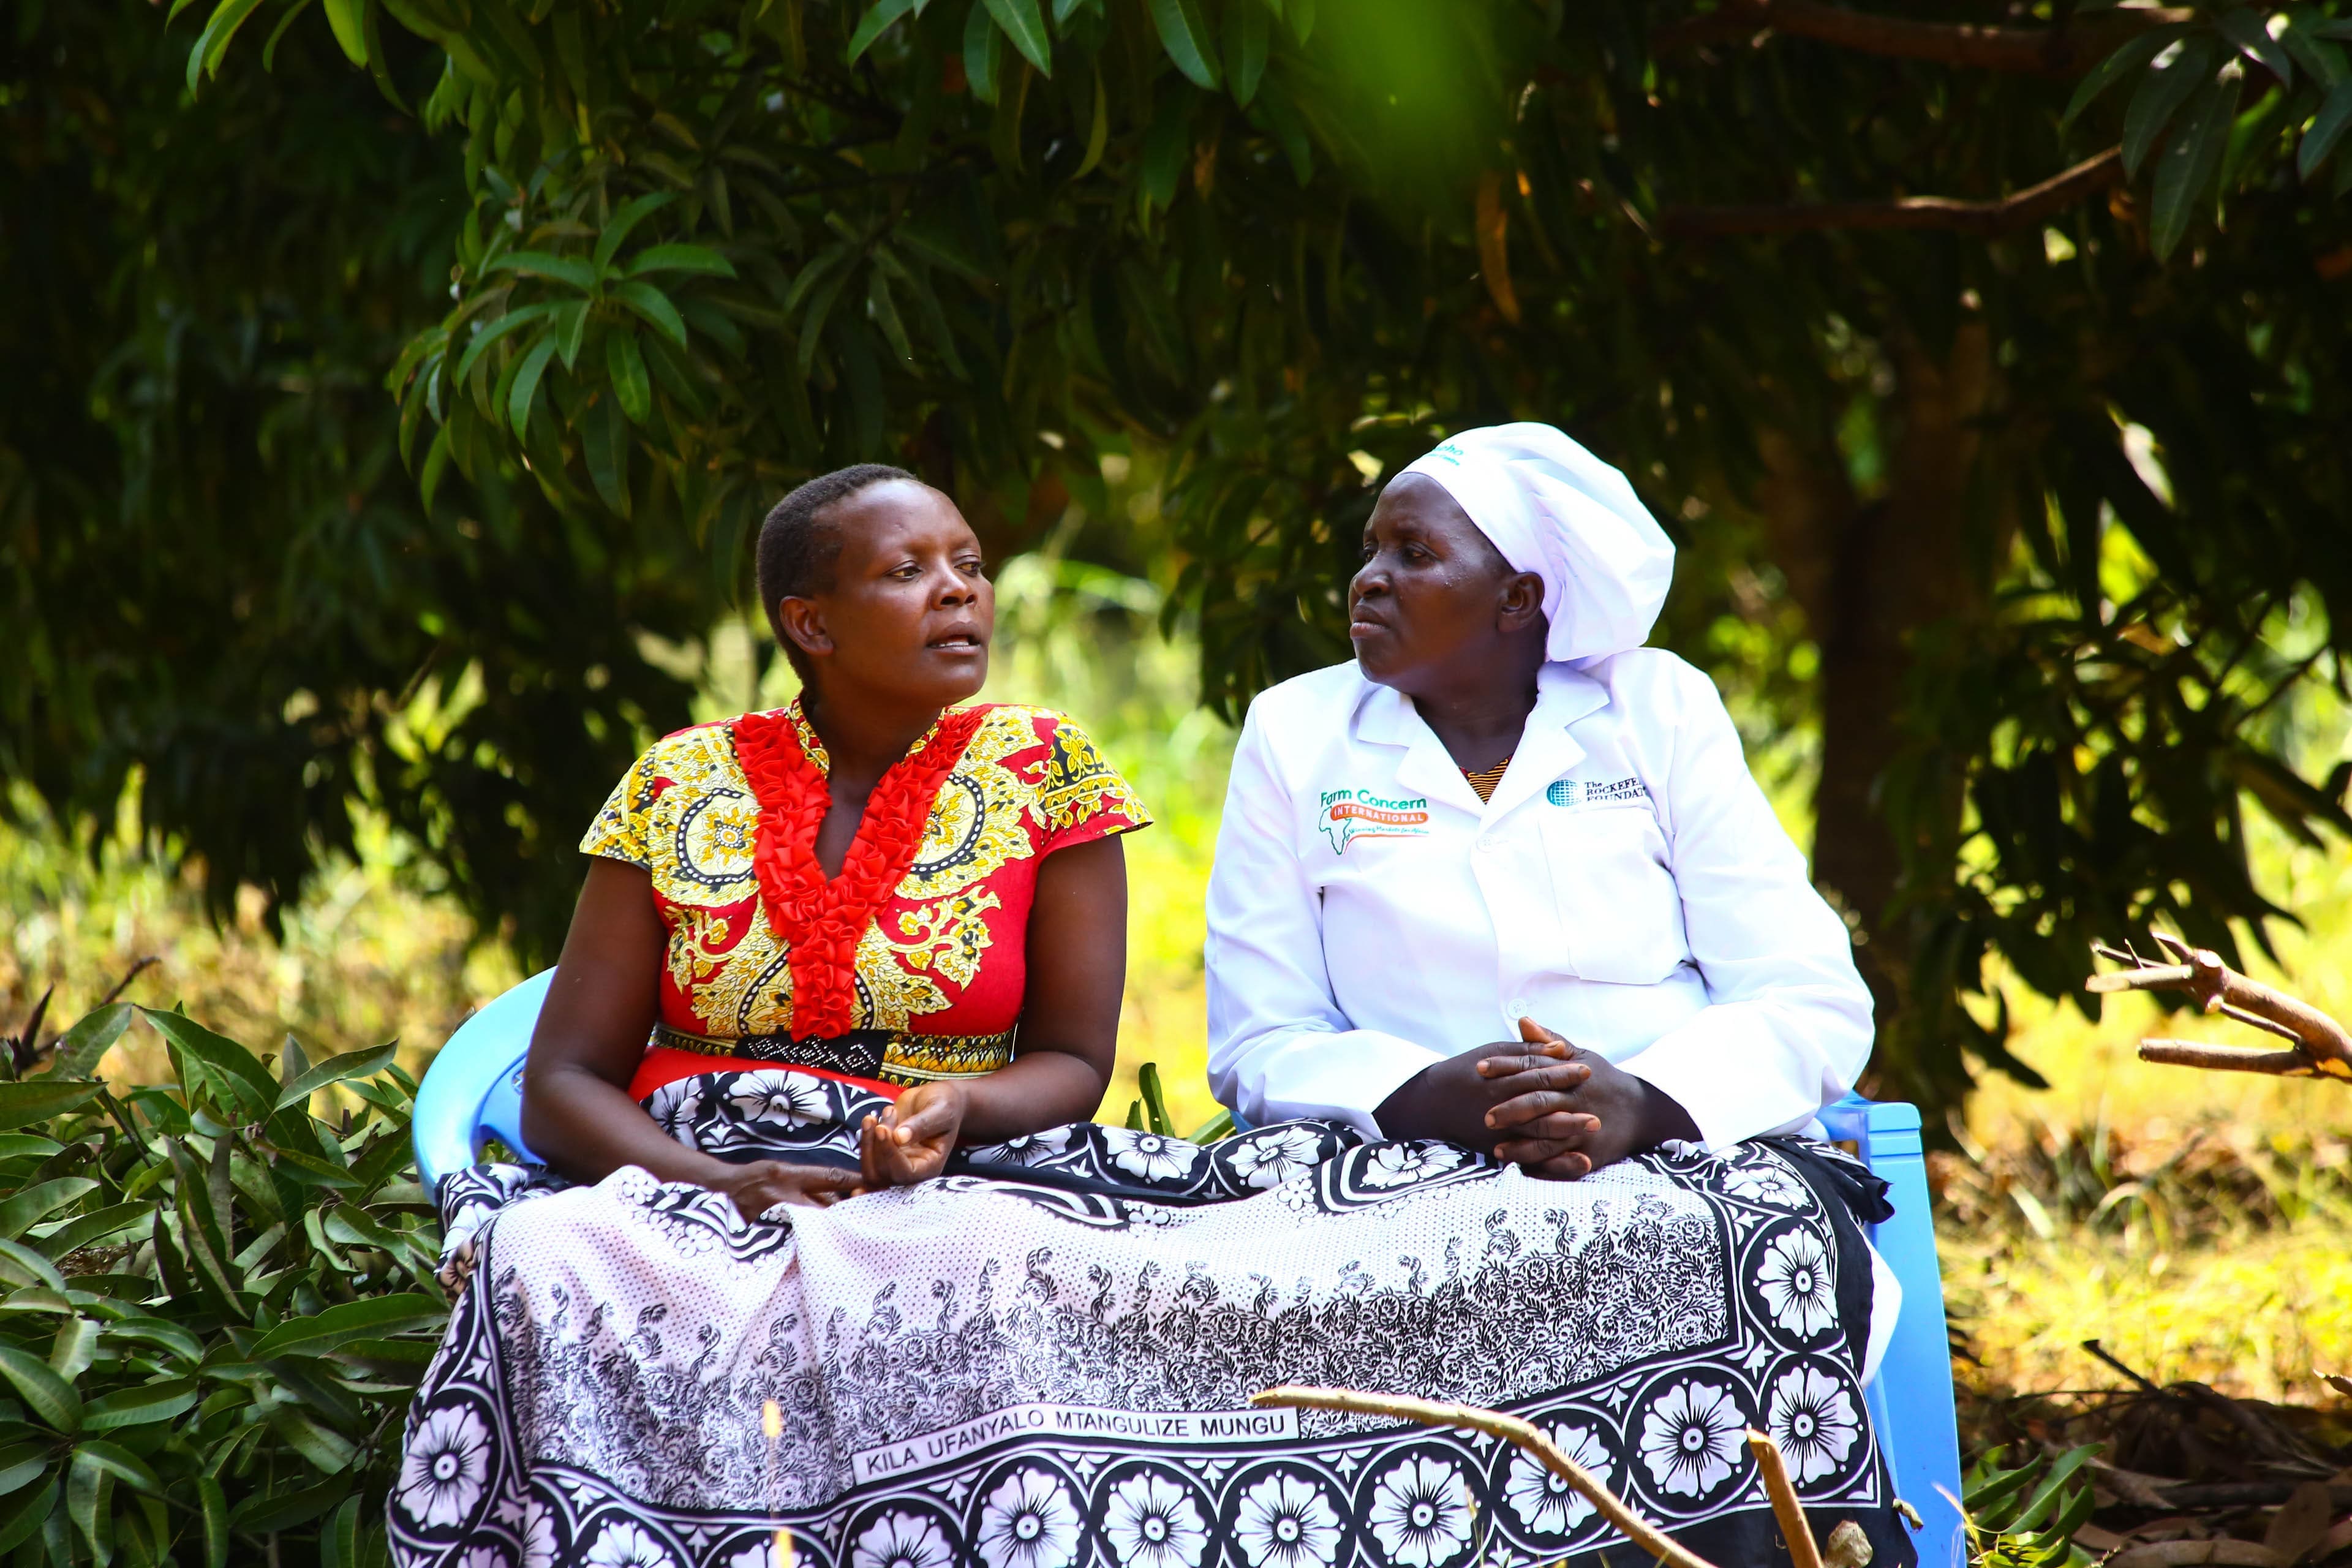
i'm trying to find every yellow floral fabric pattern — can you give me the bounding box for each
[581,705,1148,1073]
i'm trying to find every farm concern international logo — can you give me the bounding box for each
[1319,788,1431,853]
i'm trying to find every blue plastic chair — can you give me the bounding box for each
[1820,1092,1966,1568]
[410,981,1962,1566]
[411,967,552,1190]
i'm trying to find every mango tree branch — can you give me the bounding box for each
[1651,0,2196,75]
[2087,932,2352,1082]
[1251,1385,1721,1568]
[1657,147,2123,239]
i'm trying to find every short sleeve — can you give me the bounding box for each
[578,748,658,868]
[1027,712,1152,854]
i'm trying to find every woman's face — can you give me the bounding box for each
[1348,473,1534,690]
[786,479,993,707]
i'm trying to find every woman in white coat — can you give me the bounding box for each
[1205,422,1872,1168]
[1202,423,1913,1568]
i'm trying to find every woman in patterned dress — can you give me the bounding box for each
[393,462,1916,1568]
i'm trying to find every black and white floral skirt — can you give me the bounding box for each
[391,1067,1916,1568]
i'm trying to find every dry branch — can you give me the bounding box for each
[2087,932,2352,1083]
[1652,0,2195,75]
[1749,1428,1828,1568]
[1658,148,2123,239]
[1251,1384,1723,1568]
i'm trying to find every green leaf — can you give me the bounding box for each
[36,1203,151,1262]
[186,0,268,94]
[581,395,632,516]
[0,1238,67,1292]
[1137,1061,1174,1135]
[230,1471,349,1532]
[2301,79,2352,178]
[0,1443,45,1498]
[608,330,652,423]
[0,1343,81,1432]
[0,1180,100,1243]
[982,0,1054,75]
[48,1005,133,1082]
[554,300,590,370]
[320,1496,363,1568]
[506,335,558,438]
[965,1,1005,106]
[70,1440,158,1494]
[274,1044,399,1113]
[626,243,739,279]
[0,1080,101,1133]
[1224,0,1269,107]
[102,1318,203,1364]
[614,280,689,349]
[323,0,369,64]
[267,1405,360,1473]
[197,1474,227,1568]
[142,1009,276,1119]
[1076,67,1110,177]
[2218,8,2293,86]
[247,1294,447,1360]
[868,270,916,364]
[48,1317,95,1382]
[591,192,679,275]
[262,0,317,72]
[0,1480,58,1557]
[484,250,600,293]
[81,1379,198,1434]
[2152,73,2241,258]
[2062,28,2190,128]
[847,0,920,63]
[2123,36,2218,176]
[1147,0,1221,89]
[0,1134,62,1160]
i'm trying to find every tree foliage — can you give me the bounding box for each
[0,1003,442,1567]
[9,0,2352,1106]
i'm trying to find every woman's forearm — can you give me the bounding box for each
[522,1063,742,1188]
[957,1050,1109,1145]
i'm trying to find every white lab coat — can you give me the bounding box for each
[1204,649,1875,1150]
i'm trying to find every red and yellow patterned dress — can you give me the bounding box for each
[579,700,1148,1102]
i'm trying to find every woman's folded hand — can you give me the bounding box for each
[713,1161,864,1223]
[1482,1017,1700,1179]
[859,1080,968,1188]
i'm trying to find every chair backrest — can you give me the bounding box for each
[410,968,554,1192]
[1819,1093,1966,1568]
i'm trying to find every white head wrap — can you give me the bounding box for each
[1396,423,1674,665]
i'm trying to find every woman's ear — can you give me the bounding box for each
[777,597,834,663]
[1496,570,1547,631]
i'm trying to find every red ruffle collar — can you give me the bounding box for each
[731,700,988,1039]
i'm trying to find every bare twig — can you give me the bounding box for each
[1749,1428,1828,1568]
[2086,933,2352,1084]
[1252,1385,1718,1568]
[1657,148,2122,239]
[1651,0,2195,75]
[98,956,162,1009]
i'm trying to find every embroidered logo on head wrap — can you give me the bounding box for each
[1317,788,1430,853]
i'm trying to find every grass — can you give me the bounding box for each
[7,566,2350,1427]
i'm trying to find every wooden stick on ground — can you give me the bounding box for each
[1251,1384,1720,1568]
[1748,1428,1828,1568]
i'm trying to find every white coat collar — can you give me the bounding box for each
[1346,662,1610,822]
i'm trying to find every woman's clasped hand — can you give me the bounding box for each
[1377,1016,1702,1180]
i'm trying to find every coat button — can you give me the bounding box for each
[1506,998,1528,1018]
[1476,834,1499,851]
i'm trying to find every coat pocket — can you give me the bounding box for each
[1539,807,1691,984]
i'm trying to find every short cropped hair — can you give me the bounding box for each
[755,463,916,678]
